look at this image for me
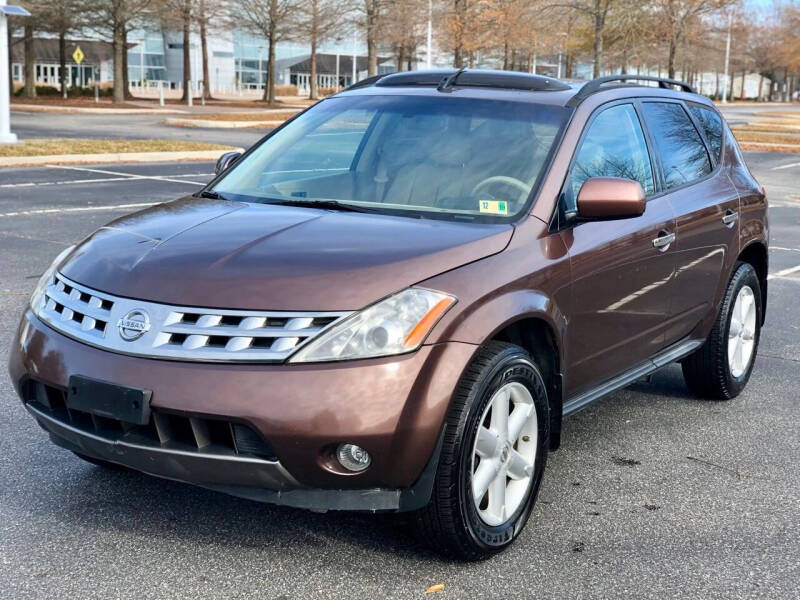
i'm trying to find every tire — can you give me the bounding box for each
[413,341,550,560]
[682,262,762,400]
[72,451,127,470]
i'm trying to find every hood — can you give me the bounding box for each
[60,198,513,311]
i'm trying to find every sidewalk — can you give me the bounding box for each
[11,103,186,115]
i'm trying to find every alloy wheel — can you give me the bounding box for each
[728,285,757,378]
[470,382,538,526]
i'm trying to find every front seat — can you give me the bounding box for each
[383,123,473,207]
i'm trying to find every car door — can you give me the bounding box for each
[560,102,677,397]
[639,101,740,344]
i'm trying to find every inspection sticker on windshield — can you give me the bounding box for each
[479,200,508,215]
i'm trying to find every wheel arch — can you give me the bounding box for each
[436,289,567,451]
[737,241,768,324]
[490,316,564,451]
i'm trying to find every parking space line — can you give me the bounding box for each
[0,202,156,218]
[768,264,800,280]
[0,177,134,189]
[0,171,214,189]
[45,165,207,186]
[772,161,800,171]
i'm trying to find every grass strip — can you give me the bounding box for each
[0,139,235,158]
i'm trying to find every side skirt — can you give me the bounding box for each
[562,338,704,417]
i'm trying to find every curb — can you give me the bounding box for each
[166,117,286,129]
[11,104,187,115]
[0,148,243,168]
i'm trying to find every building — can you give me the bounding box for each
[126,31,167,86]
[10,37,114,88]
[9,29,383,96]
[275,54,394,94]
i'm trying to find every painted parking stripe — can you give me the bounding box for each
[772,161,800,171]
[768,264,800,280]
[44,165,207,186]
[0,171,215,189]
[0,202,156,218]
[0,177,134,189]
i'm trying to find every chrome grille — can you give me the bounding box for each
[35,273,349,362]
[41,273,115,340]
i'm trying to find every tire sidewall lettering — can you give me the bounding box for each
[459,353,547,549]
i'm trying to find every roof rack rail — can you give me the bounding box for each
[568,75,696,106]
[343,69,571,92]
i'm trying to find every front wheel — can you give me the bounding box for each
[682,262,762,400]
[413,342,550,560]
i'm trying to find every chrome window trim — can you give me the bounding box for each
[34,272,351,363]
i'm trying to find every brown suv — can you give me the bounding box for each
[9,70,768,560]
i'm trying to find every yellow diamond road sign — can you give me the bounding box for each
[72,47,84,65]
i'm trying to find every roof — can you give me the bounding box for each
[338,69,702,108]
[10,37,115,64]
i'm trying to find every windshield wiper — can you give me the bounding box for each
[198,189,226,200]
[265,198,376,213]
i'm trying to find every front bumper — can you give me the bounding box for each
[9,311,477,511]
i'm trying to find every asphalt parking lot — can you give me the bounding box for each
[1,154,799,599]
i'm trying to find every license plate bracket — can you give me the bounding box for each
[66,375,152,425]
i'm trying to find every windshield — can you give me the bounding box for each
[212,94,570,221]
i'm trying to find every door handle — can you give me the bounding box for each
[722,209,738,227]
[652,231,675,250]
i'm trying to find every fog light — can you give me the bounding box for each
[336,443,371,472]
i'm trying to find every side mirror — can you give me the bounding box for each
[215,151,242,176]
[577,177,646,220]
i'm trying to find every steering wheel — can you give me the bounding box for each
[471,176,531,203]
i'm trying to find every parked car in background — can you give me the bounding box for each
[9,70,768,560]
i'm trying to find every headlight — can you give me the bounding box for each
[30,245,74,317]
[289,288,456,363]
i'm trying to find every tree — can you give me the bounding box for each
[157,0,193,100]
[362,0,386,75]
[441,0,486,68]
[195,0,226,99]
[179,0,191,100]
[12,1,41,98]
[23,20,34,97]
[297,0,346,99]
[37,0,84,98]
[541,0,620,77]
[651,0,734,79]
[383,0,426,71]
[237,0,297,103]
[86,0,153,104]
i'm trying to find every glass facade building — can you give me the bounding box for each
[127,32,167,84]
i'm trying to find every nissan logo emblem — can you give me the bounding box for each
[117,309,151,341]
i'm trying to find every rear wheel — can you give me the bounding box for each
[413,342,549,560]
[682,262,762,400]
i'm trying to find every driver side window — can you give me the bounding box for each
[564,104,655,215]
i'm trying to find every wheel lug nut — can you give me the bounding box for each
[522,435,530,442]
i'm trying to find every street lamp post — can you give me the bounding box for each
[0,0,30,143]
[351,30,356,85]
[258,46,263,93]
[556,32,567,80]
[721,9,732,104]
[426,0,432,69]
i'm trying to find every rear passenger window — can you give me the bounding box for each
[567,104,655,209]
[642,102,711,190]
[688,104,723,161]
